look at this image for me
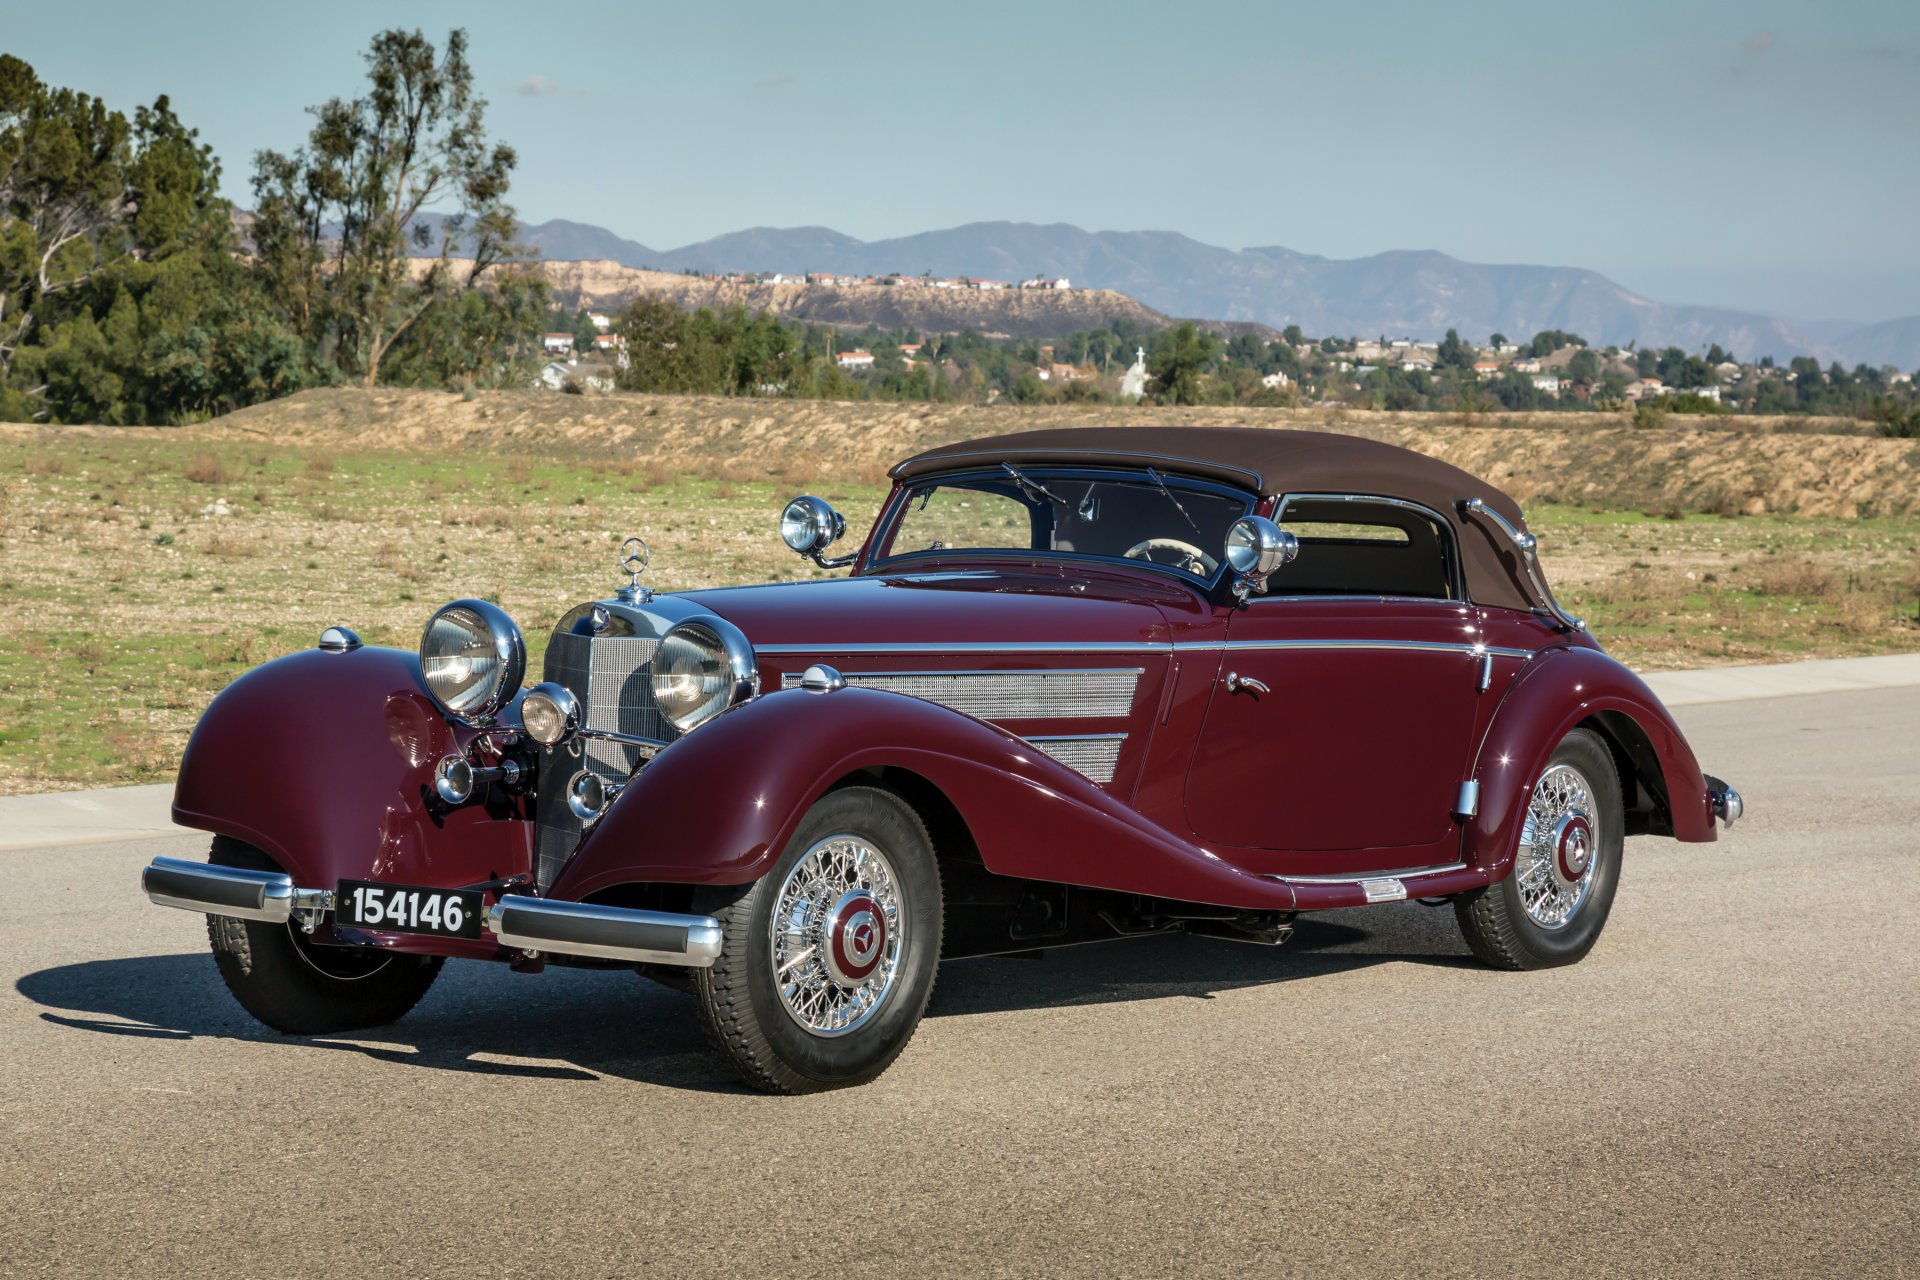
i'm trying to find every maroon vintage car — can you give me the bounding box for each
[143,427,1740,1092]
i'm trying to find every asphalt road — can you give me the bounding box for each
[3,687,1916,1279]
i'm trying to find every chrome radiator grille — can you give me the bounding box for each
[534,631,673,890]
[777,668,1140,719]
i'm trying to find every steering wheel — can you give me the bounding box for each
[1123,538,1218,577]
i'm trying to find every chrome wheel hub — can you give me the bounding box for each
[1516,764,1600,930]
[770,835,904,1037]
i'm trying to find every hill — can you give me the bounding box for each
[439,215,1919,369]
[531,260,1178,339]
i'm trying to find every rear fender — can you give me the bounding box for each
[1467,646,1713,880]
[549,687,1297,912]
[172,647,534,890]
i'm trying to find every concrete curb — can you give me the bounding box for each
[4,653,1917,852]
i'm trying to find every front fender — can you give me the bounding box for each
[172,646,534,890]
[1466,646,1713,879]
[549,687,1297,912]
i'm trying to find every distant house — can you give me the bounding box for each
[1532,375,1561,397]
[1261,371,1292,389]
[536,361,571,390]
[586,311,612,332]
[1689,385,1723,403]
[966,278,1007,291]
[1624,378,1666,401]
[1889,371,1912,385]
[899,343,923,357]
[1510,357,1542,374]
[1050,364,1085,383]
[1473,360,1501,377]
[1401,356,1434,372]
[835,350,875,371]
[592,333,624,352]
[542,332,575,355]
[1019,277,1071,291]
[1388,339,1413,350]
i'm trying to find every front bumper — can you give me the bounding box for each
[140,856,723,968]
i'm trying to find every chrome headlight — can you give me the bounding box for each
[419,599,525,724]
[650,618,757,733]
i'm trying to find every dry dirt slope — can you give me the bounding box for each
[177,389,1920,519]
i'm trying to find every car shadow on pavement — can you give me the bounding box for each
[14,909,1473,1093]
[927,910,1476,1018]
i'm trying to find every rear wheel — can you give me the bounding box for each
[1456,728,1622,970]
[204,837,443,1035]
[691,786,942,1094]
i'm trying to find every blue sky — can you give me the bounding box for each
[10,0,1919,322]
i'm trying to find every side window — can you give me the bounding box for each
[1266,496,1458,600]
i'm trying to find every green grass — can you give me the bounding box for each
[2,436,1914,794]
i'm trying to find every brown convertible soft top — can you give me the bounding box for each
[892,426,1548,613]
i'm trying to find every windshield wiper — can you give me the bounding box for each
[1001,462,1071,508]
[1145,467,1202,535]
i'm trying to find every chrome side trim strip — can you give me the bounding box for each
[1188,639,1535,659]
[759,640,1536,660]
[756,641,1170,655]
[1273,861,1467,885]
[1022,733,1127,784]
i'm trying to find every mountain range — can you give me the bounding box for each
[437,216,1916,369]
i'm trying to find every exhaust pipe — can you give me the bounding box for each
[487,896,724,967]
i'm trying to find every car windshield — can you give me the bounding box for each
[877,466,1253,582]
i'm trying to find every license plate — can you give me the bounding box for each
[335,880,484,939]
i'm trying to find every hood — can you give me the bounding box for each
[677,566,1193,653]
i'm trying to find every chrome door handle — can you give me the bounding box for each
[1224,671,1269,696]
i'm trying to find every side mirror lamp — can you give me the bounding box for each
[780,495,857,569]
[1224,515,1298,603]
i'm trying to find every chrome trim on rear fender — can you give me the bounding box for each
[142,856,296,923]
[486,896,724,967]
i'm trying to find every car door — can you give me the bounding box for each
[1183,496,1490,859]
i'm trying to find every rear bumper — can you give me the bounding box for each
[1706,775,1744,828]
[140,856,723,968]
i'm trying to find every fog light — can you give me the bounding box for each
[567,770,607,822]
[519,682,580,747]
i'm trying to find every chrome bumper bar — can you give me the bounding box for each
[487,896,724,968]
[1706,775,1744,828]
[141,857,724,968]
[142,856,314,923]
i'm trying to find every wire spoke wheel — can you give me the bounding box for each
[769,834,906,1038]
[1514,763,1600,930]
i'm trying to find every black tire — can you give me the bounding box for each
[204,837,443,1035]
[691,786,943,1094]
[1455,728,1623,970]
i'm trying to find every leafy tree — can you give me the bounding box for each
[0,55,133,386]
[1436,327,1474,371]
[1489,332,1507,348]
[1147,321,1218,405]
[250,28,524,386]
[1567,348,1601,383]
[1282,324,1304,347]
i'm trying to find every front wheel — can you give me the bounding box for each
[1455,728,1623,970]
[691,786,943,1093]
[204,837,444,1035]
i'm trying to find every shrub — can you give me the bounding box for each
[1631,400,1668,429]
